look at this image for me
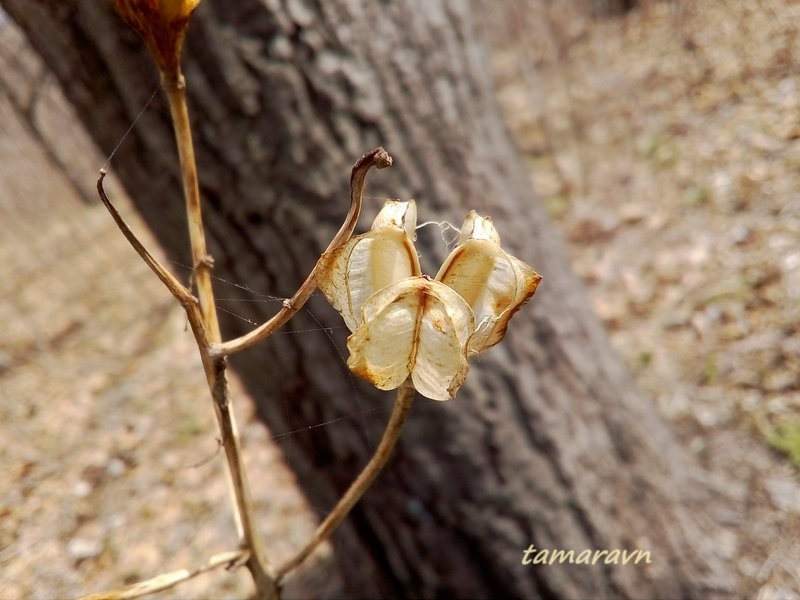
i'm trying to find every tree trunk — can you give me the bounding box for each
[3,1,735,597]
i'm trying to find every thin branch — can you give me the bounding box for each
[97,95,277,598]
[77,549,248,600]
[274,379,416,583]
[97,170,196,308]
[97,170,215,366]
[162,74,222,341]
[207,355,277,598]
[210,147,393,358]
[99,60,394,597]
[159,72,275,597]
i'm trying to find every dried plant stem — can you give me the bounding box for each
[98,135,393,597]
[95,173,277,599]
[210,147,393,359]
[97,72,277,597]
[96,170,203,317]
[162,74,220,338]
[78,549,248,600]
[107,6,398,599]
[160,72,276,598]
[274,379,416,583]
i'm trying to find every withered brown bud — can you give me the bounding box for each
[113,0,201,78]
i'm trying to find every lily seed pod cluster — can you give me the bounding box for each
[317,201,542,401]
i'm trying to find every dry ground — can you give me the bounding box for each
[2,1,799,598]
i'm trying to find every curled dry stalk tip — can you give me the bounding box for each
[96,169,197,310]
[210,146,394,358]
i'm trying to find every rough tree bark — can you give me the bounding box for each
[4,1,735,597]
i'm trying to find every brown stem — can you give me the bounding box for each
[98,66,278,595]
[99,136,393,598]
[162,73,221,341]
[78,549,248,600]
[160,70,277,598]
[96,172,276,597]
[97,171,210,354]
[274,379,416,583]
[97,171,197,310]
[210,147,393,358]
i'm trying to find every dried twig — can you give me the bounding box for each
[160,70,275,593]
[210,147,393,358]
[98,142,398,596]
[96,172,276,597]
[100,5,402,600]
[77,549,248,600]
[274,378,416,583]
[162,74,221,338]
[96,171,199,311]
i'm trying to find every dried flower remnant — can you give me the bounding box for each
[437,211,542,355]
[347,276,475,401]
[318,200,472,400]
[113,0,201,77]
[317,202,542,401]
[317,200,421,332]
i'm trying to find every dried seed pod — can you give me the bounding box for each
[436,211,541,355]
[316,200,420,332]
[317,202,541,401]
[346,277,474,401]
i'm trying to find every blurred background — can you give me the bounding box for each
[1,0,799,598]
